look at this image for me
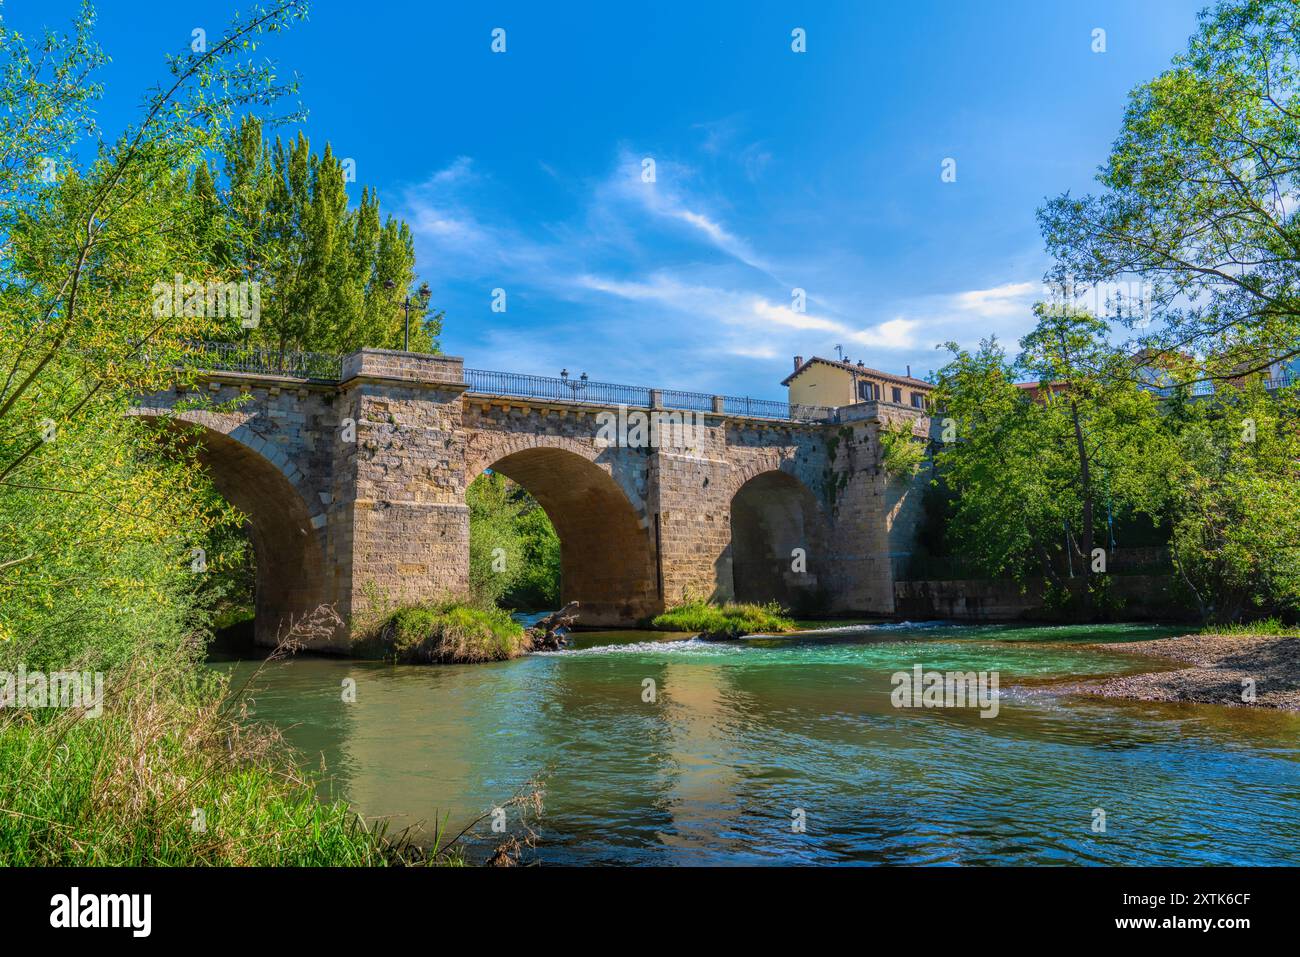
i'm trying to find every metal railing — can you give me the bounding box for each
[660,388,716,413]
[178,340,344,380]
[464,369,654,408]
[719,394,832,422]
[1149,380,1215,398]
[1148,372,1294,398]
[465,370,834,422]
[174,342,835,422]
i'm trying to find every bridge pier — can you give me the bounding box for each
[648,421,738,608]
[329,349,472,634]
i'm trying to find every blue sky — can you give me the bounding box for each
[13,0,1208,398]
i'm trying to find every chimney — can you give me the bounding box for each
[793,355,803,372]
[906,364,912,378]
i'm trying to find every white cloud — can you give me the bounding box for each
[596,149,770,271]
[850,318,921,350]
[397,148,1041,389]
[953,280,1039,317]
[750,299,843,333]
[430,156,475,185]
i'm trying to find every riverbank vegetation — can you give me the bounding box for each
[467,472,560,611]
[0,652,410,865]
[650,600,796,639]
[362,602,530,664]
[0,1,444,866]
[920,0,1300,628]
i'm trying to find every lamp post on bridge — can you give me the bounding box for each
[560,368,589,399]
[384,280,432,352]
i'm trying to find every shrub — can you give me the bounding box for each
[878,419,928,478]
[367,602,530,663]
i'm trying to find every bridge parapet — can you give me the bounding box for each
[176,341,832,423]
[341,348,465,388]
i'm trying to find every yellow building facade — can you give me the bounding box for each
[783,356,932,410]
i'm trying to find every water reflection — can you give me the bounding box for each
[214,623,1300,865]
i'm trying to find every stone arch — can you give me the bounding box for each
[464,429,650,522]
[728,468,830,608]
[469,444,659,626]
[130,408,329,646]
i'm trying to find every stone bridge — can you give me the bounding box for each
[132,349,930,651]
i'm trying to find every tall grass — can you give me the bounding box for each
[1198,617,1296,637]
[0,644,415,866]
[362,601,531,663]
[650,600,796,639]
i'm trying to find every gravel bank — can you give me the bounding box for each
[1057,633,1300,711]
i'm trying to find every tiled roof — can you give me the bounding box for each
[782,356,933,388]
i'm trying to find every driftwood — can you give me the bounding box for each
[526,601,580,651]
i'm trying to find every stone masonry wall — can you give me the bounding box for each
[331,351,470,635]
[137,351,933,650]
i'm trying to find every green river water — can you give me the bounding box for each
[212,621,1300,865]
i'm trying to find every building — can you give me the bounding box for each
[1014,380,1070,402]
[783,355,933,409]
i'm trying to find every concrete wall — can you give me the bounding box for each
[894,575,1191,622]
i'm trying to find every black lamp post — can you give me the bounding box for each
[384,280,433,352]
[559,368,589,397]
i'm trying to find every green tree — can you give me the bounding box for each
[1165,382,1300,621]
[931,337,1056,583]
[1039,0,1300,384]
[0,2,307,669]
[195,117,442,356]
[511,505,561,609]
[465,472,561,610]
[932,308,1171,615]
[466,472,525,606]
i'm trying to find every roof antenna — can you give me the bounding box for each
[834,344,844,361]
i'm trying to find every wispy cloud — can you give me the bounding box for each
[953,281,1039,318]
[398,151,1040,389]
[593,148,770,272]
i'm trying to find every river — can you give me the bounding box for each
[211,621,1300,865]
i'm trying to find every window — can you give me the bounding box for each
[891,387,902,404]
[911,392,924,409]
[857,380,879,402]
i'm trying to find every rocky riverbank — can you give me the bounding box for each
[1060,633,1300,711]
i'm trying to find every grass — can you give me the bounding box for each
[362,601,531,663]
[0,654,426,866]
[1198,617,1296,637]
[650,600,797,639]
[0,613,548,866]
